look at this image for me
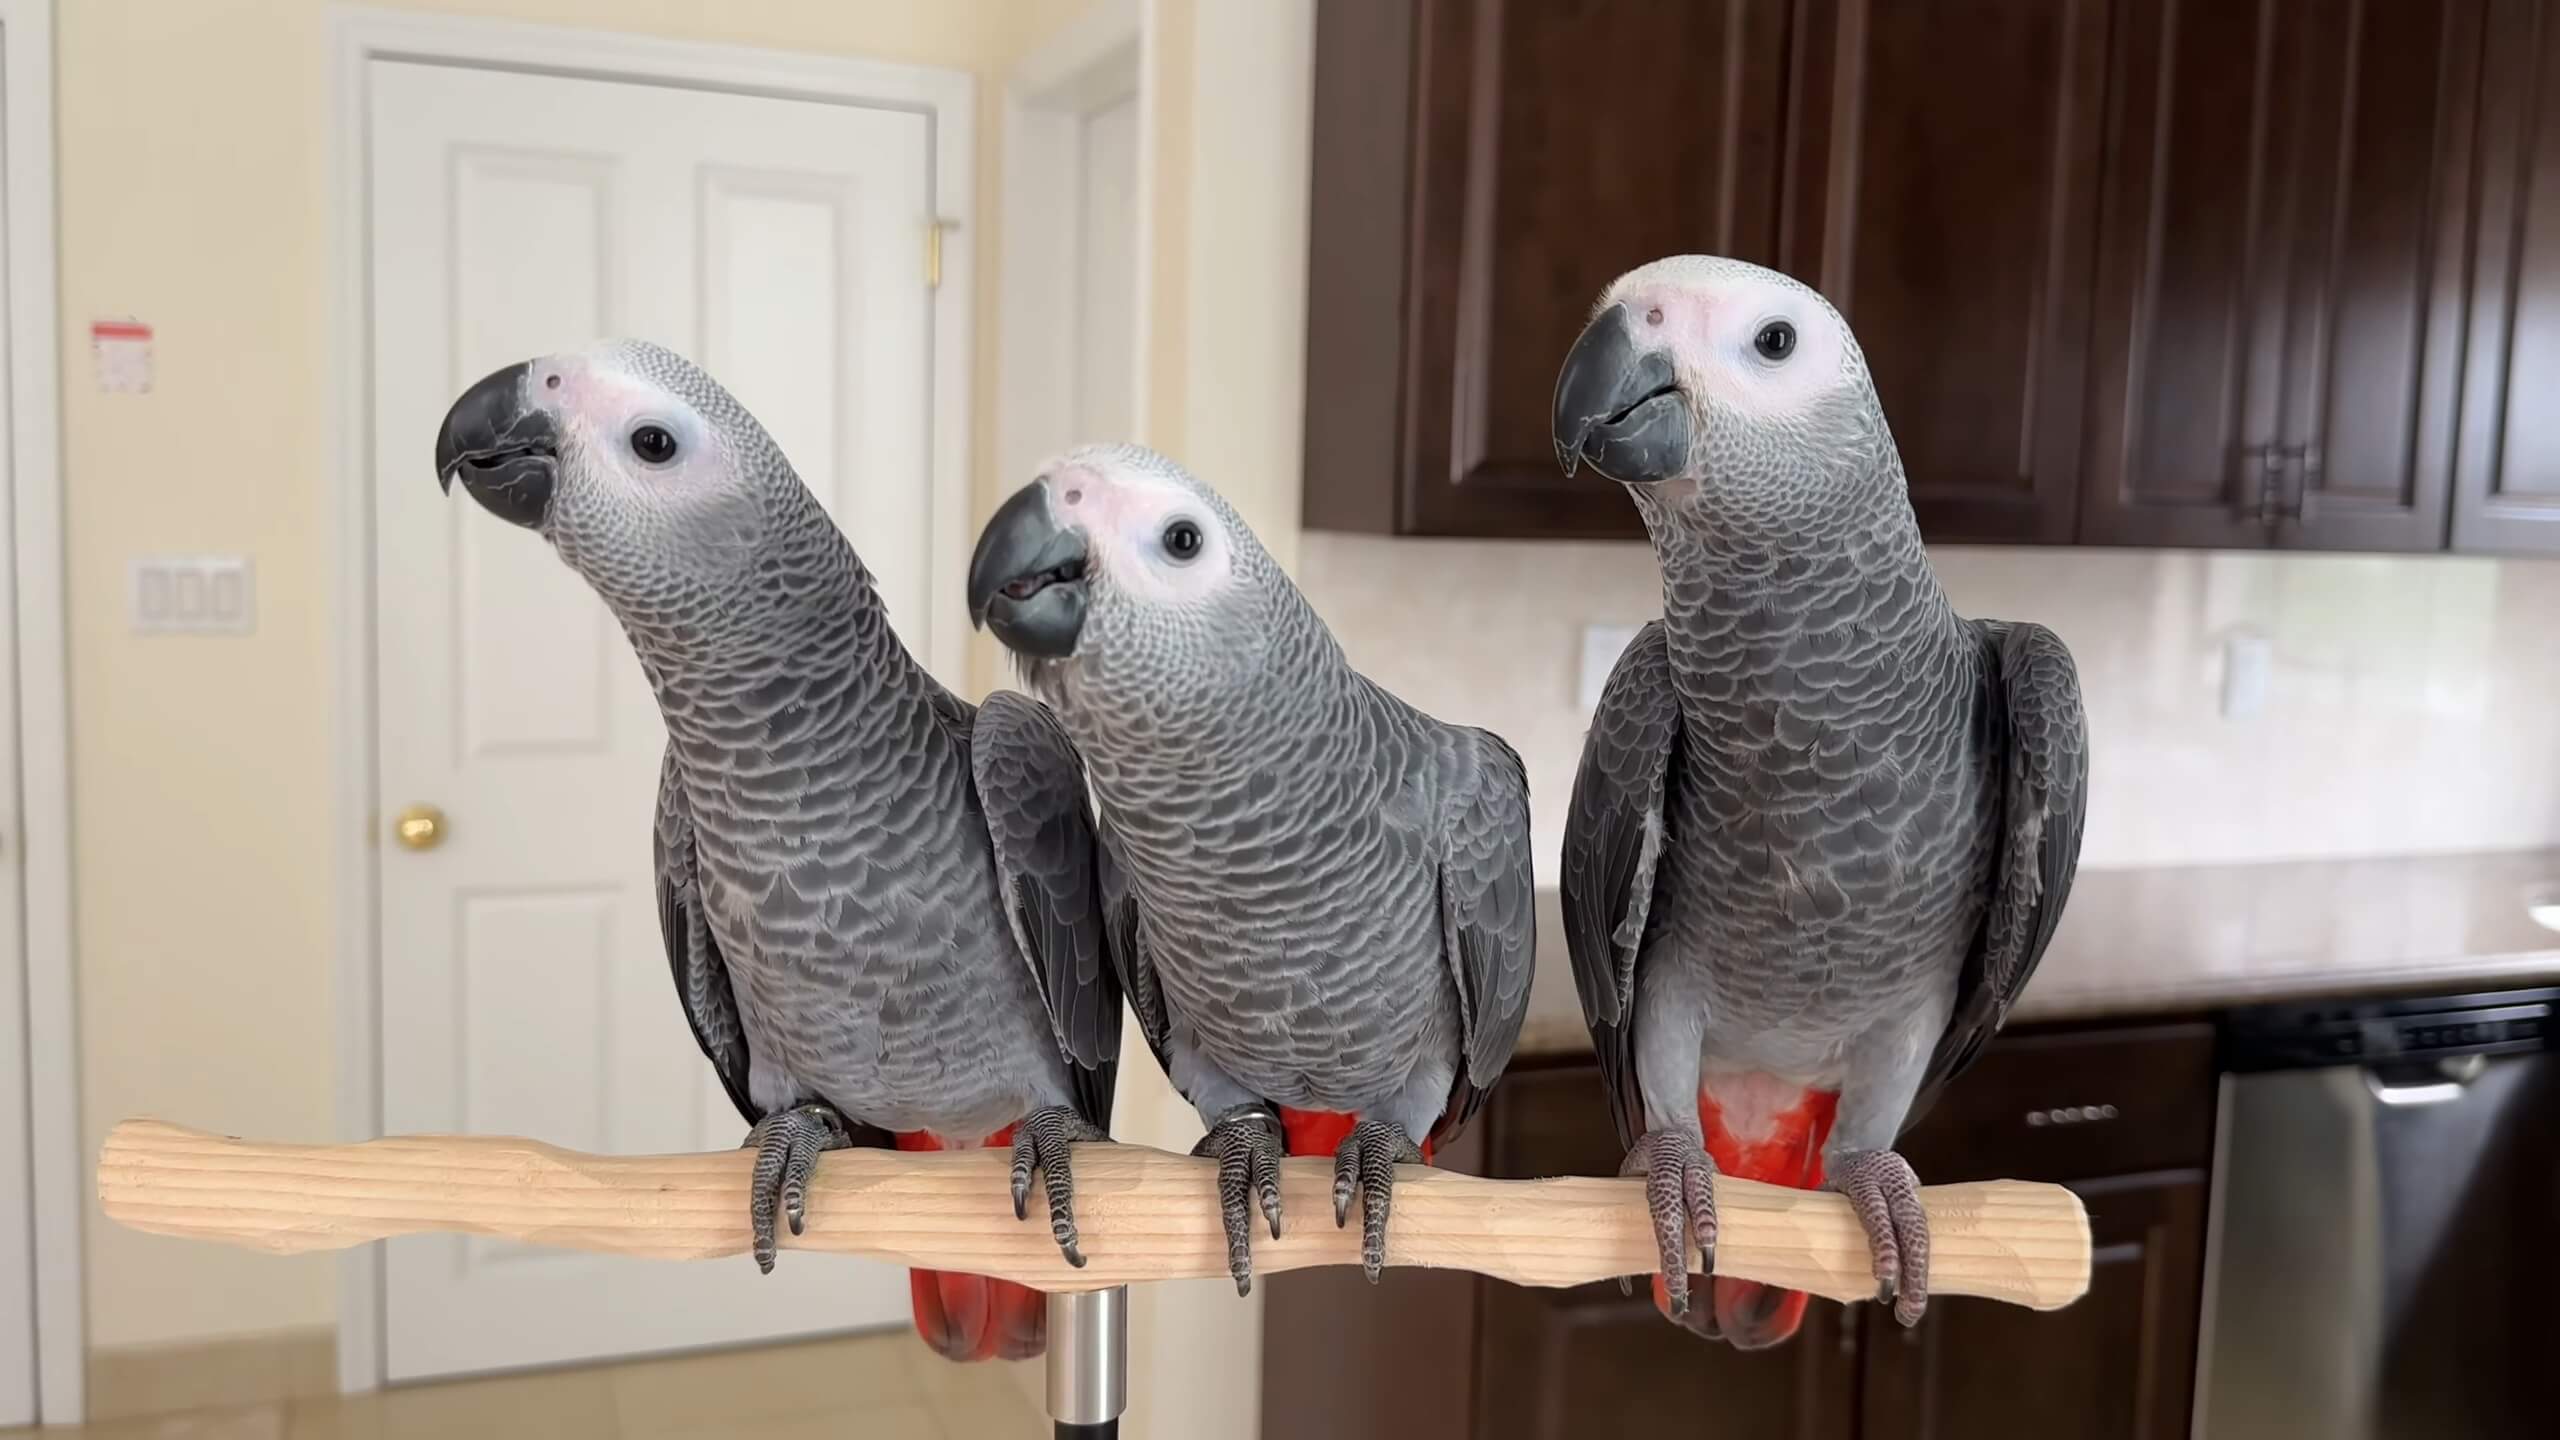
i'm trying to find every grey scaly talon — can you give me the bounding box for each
[1829,1147,1930,1326]
[1010,1104,1109,1267]
[1330,1119,1422,1282]
[742,1102,853,1274]
[1625,1128,1718,1323]
[1192,1105,1285,1296]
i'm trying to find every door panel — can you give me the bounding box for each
[1793,0,2110,543]
[0,28,33,1420]
[2278,0,2478,551]
[2457,0,2560,553]
[368,58,933,1380]
[2080,0,2294,547]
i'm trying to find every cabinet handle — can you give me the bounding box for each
[2278,443,2322,523]
[2023,1103,2119,1128]
[2242,443,2284,527]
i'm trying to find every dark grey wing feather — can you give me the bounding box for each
[654,749,758,1126]
[1559,622,1680,1152]
[1093,817,1172,1074]
[1915,621,2089,1117]
[1430,727,1538,1141]
[968,690,1124,1132]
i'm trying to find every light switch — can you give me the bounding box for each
[2221,628,2272,720]
[1579,622,1646,711]
[131,555,254,635]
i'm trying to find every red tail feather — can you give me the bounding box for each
[897,1127,1048,1362]
[1277,1106,1436,1162]
[1650,1079,1839,1349]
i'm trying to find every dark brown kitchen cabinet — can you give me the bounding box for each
[1261,1022,2217,1440]
[2455,0,2560,554]
[1302,0,1792,540]
[1858,1174,2206,1440]
[2078,0,2483,551]
[1307,0,2532,556]
[1787,0,2113,545]
[1303,0,2109,545]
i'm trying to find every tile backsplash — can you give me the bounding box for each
[1296,535,2560,882]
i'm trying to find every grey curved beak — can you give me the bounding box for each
[1552,303,1691,485]
[435,361,560,530]
[968,480,1089,659]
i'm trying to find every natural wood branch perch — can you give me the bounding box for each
[98,1119,2089,1310]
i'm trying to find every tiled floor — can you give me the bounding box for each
[6,1330,1048,1439]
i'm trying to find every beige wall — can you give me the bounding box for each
[63,0,1093,1354]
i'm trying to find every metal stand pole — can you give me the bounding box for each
[1046,1286,1127,1439]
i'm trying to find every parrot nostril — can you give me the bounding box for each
[1064,489,1083,505]
[544,374,561,390]
[1645,307,1664,326]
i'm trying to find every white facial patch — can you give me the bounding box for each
[539,349,721,502]
[1607,259,1853,423]
[1045,457,1231,607]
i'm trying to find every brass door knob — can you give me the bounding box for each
[392,804,447,851]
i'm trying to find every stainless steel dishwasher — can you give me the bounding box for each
[2198,987,2556,1439]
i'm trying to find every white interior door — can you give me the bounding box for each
[0,32,34,1420]
[366,57,938,1382]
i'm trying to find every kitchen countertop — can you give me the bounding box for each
[1513,847,2560,1058]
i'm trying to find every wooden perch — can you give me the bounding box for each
[98,1119,2089,1310]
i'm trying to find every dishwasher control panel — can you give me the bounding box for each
[2218,986,2558,1072]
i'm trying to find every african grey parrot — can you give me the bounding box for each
[964,444,1536,1292]
[1550,256,2088,1347]
[431,340,1123,1362]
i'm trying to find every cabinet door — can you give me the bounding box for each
[2274,0,2480,551]
[2455,0,2560,554]
[1859,1174,2208,1440]
[1304,0,1794,538]
[1790,0,2111,544]
[2079,0,2298,547]
[1472,1066,1857,1440]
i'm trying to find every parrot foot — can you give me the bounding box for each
[1010,1105,1109,1268]
[1624,1128,1719,1321]
[742,1102,854,1275]
[1330,1119,1423,1283]
[1829,1147,1930,1327]
[1191,1105,1286,1297]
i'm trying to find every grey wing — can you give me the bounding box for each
[1916,621,2089,1115]
[654,750,758,1127]
[1430,727,1538,1141]
[968,690,1124,1132]
[1093,810,1171,1074]
[1559,622,1680,1152]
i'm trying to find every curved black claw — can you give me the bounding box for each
[1330,1119,1424,1283]
[1191,1107,1286,1296]
[743,1102,855,1274]
[1010,1105,1109,1267]
[1624,1128,1719,1321]
[1830,1148,1930,1327]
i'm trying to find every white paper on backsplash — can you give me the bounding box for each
[1294,534,2560,884]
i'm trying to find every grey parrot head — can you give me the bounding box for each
[968,444,1294,724]
[1552,255,1897,543]
[433,339,801,617]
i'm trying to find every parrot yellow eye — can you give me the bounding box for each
[1162,519,1204,562]
[1753,320,1797,362]
[629,423,680,466]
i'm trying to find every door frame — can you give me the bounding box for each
[326,7,975,1393]
[1,0,80,1424]
[997,0,1144,487]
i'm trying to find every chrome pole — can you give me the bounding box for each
[1046,1285,1127,1440]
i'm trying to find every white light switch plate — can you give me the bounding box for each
[1578,622,1646,711]
[132,555,254,635]
[2221,628,2272,719]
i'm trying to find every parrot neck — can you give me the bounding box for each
[622,519,945,754]
[1645,470,1972,739]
